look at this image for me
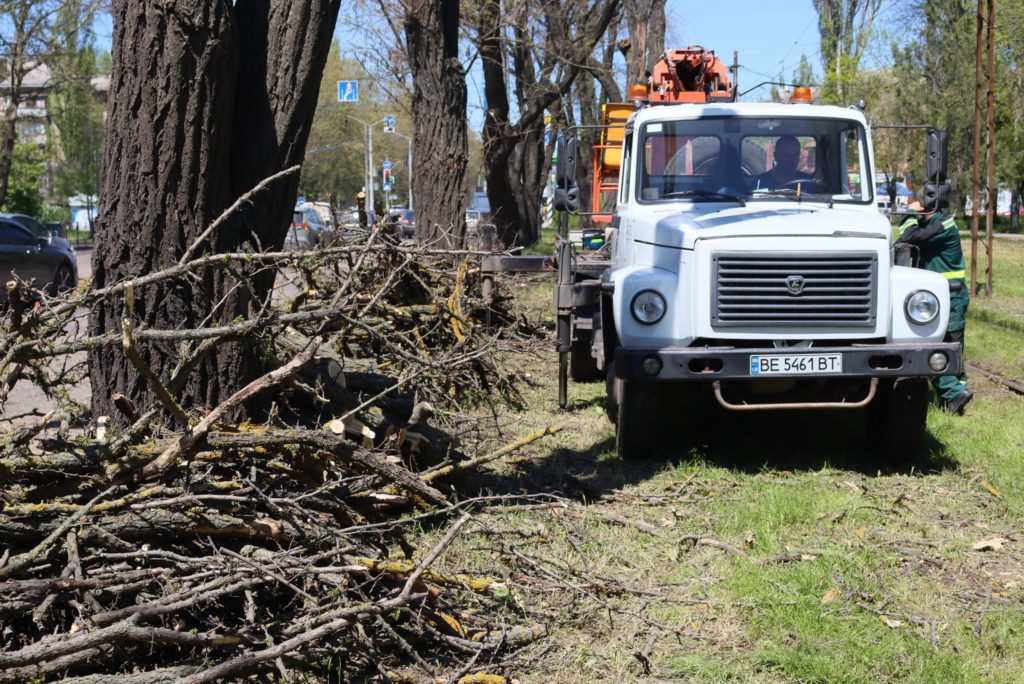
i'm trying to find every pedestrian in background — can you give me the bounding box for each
[356,191,368,229]
[896,199,973,414]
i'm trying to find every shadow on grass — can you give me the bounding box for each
[477,406,958,504]
[685,407,958,476]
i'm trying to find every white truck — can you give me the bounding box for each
[553,60,961,459]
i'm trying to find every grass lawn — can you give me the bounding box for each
[426,236,1024,682]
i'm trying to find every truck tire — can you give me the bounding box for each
[865,377,929,461]
[605,361,621,424]
[570,336,601,382]
[615,378,659,459]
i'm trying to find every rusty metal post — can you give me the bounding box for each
[984,0,996,296]
[969,4,983,295]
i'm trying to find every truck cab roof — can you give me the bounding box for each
[628,102,870,128]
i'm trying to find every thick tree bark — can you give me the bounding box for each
[624,0,665,86]
[405,0,468,247]
[89,0,340,422]
[478,0,622,248]
[214,0,343,412]
[478,0,520,248]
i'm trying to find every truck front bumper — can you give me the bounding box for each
[614,343,962,382]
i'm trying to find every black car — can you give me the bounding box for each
[0,213,75,252]
[0,218,78,300]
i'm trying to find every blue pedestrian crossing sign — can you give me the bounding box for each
[383,159,392,170]
[384,114,396,127]
[337,80,359,102]
[383,183,393,193]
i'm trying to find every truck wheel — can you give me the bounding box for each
[605,360,621,423]
[865,377,929,461]
[570,336,601,382]
[615,378,659,459]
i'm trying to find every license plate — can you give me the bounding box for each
[749,353,843,376]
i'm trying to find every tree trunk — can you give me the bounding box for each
[513,127,545,245]
[624,0,665,86]
[477,0,622,248]
[1012,184,1021,232]
[0,67,23,209]
[574,74,595,229]
[89,0,340,423]
[214,0,342,415]
[405,0,468,247]
[478,0,520,248]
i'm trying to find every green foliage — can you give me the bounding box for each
[994,0,1024,218]
[812,0,884,104]
[39,203,70,224]
[299,42,413,210]
[791,54,817,87]
[889,0,975,208]
[49,44,105,202]
[2,143,48,216]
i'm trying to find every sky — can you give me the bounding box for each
[667,0,824,100]
[91,2,900,124]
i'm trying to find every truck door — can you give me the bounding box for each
[613,131,634,269]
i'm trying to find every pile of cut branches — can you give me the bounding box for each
[0,231,553,682]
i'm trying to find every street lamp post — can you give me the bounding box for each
[346,115,386,213]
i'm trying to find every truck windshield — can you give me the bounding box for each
[636,117,871,205]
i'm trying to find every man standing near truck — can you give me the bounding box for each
[896,200,973,414]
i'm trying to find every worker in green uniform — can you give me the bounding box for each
[895,200,973,414]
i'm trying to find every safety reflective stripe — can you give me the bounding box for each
[942,218,958,231]
[942,270,966,279]
[896,218,917,237]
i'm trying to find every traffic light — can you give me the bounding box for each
[383,168,392,185]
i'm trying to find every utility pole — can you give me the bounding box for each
[970,3,983,296]
[984,0,996,296]
[347,115,386,214]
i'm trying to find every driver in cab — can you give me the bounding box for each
[754,136,813,190]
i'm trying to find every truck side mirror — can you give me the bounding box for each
[927,130,948,183]
[555,134,577,189]
[922,182,950,212]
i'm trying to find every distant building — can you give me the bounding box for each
[69,193,99,231]
[0,63,110,145]
[0,63,110,201]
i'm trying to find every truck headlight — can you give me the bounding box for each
[631,290,666,325]
[905,290,939,325]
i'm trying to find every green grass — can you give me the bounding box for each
[522,225,557,256]
[421,234,1024,682]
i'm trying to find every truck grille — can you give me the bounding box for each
[711,252,878,328]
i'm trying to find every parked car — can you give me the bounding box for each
[0,213,74,252]
[0,217,78,300]
[285,203,329,249]
[465,210,481,233]
[310,202,334,230]
[395,209,415,239]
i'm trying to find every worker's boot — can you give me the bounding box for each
[943,389,974,415]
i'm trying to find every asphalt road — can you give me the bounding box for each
[76,244,92,280]
[2,246,94,429]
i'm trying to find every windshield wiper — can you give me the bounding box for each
[661,189,746,206]
[750,189,834,208]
